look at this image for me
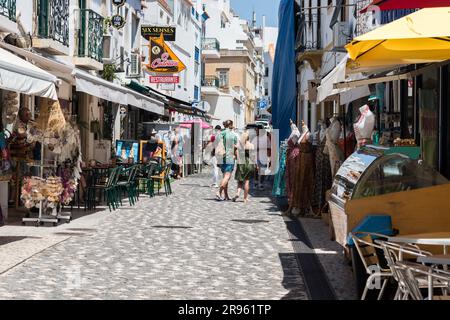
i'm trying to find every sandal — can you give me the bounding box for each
[232,196,239,202]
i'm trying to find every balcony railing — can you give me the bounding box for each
[201,76,219,88]
[202,38,220,51]
[354,0,416,37]
[37,0,69,47]
[78,9,103,62]
[0,0,16,22]
[296,13,321,52]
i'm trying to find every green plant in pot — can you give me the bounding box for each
[102,64,117,82]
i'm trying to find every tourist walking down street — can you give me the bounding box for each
[208,125,222,188]
[216,120,237,201]
[233,131,256,203]
[170,128,183,179]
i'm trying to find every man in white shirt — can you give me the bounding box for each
[250,126,271,190]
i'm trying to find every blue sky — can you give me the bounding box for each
[230,0,281,27]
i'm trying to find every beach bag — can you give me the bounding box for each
[215,134,226,159]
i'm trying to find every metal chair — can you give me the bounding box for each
[376,240,448,300]
[395,261,450,300]
[349,231,393,300]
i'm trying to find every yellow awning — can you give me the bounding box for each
[345,7,450,73]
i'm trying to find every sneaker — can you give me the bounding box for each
[215,195,224,201]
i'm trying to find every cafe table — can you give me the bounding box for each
[387,232,450,255]
[417,254,450,266]
[388,232,450,299]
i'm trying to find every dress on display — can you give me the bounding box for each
[312,137,332,209]
[272,142,287,197]
[286,138,314,210]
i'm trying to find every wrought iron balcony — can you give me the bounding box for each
[0,0,16,22]
[295,13,321,53]
[354,0,416,37]
[78,9,104,63]
[202,38,220,51]
[37,0,69,47]
[201,76,219,88]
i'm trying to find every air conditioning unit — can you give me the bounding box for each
[127,53,141,78]
[333,22,351,50]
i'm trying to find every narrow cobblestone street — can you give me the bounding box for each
[0,172,354,300]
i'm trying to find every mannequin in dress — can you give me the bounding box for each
[283,120,314,217]
[312,119,332,210]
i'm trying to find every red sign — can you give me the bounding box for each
[150,76,179,83]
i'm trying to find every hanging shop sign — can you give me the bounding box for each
[111,14,126,29]
[112,0,126,7]
[308,79,320,103]
[141,25,176,41]
[145,34,186,74]
[150,76,180,83]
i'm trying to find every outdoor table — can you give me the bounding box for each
[387,232,450,255]
[417,254,450,266]
[388,232,450,299]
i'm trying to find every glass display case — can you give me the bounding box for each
[330,145,449,210]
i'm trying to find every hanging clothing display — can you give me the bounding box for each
[285,123,314,211]
[312,137,332,209]
[272,141,287,197]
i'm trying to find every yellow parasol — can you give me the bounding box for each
[345,7,450,73]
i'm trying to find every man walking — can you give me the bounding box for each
[216,120,237,201]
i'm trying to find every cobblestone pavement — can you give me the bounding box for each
[0,172,309,300]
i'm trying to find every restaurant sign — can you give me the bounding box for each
[150,76,180,83]
[141,25,176,41]
[145,34,186,74]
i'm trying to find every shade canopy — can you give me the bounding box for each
[0,46,58,100]
[179,119,212,129]
[316,55,371,104]
[345,7,450,73]
[360,0,450,13]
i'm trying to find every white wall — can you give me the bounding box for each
[204,93,244,129]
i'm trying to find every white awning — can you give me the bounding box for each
[126,90,165,115]
[316,55,370,105]
[0,42,74,84]
[74,70,164,115]
[74,69,128,105]
[0,46,58,100]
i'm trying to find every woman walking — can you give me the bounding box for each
[233,131,256,203]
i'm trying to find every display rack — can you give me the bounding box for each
[21,143,71,226]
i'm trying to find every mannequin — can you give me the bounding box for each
[354,104,375,149]
[284,120,314,217]
[312,119,332,210]
[324,117,344,177]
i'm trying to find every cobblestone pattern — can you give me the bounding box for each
[0,173,308,300]
[299,218,358,300]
